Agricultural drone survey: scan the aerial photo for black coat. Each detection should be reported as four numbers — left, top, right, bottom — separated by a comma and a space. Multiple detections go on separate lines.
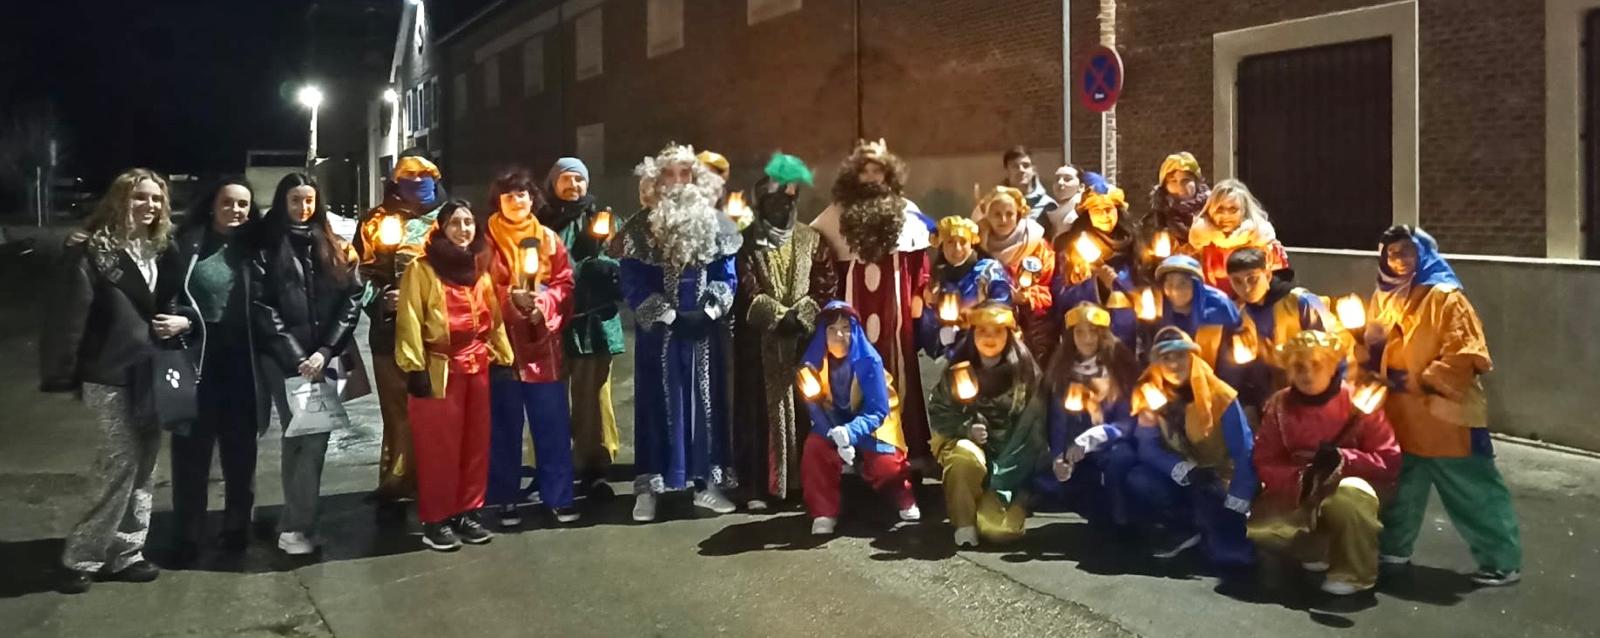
250, 230, 365, 378
161, 223, 273, 433
39, 235, 186, 392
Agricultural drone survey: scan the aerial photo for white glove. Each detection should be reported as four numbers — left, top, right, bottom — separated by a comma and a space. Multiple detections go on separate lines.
1171, 461, 1196, 486
828, 426, 851, 448
1072, 425, 1118, 453
838, 445, 857, 465
1224, 495, 1251, 515
939, 326, 957, 346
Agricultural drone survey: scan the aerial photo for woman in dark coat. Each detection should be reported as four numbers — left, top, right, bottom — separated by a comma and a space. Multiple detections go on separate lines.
160, 176, 270, 563
251, 172, 366, 556
40, 168, 186, 593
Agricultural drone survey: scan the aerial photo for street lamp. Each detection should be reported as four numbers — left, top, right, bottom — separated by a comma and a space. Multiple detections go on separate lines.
382, 87, 398, 103
297, 85, 324, 167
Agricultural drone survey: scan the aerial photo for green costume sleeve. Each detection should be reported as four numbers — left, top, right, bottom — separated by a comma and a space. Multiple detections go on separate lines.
987, 393, 1048, 503
926, 377, 974, 440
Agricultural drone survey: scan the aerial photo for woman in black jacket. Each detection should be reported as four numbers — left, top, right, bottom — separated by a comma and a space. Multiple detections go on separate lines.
39, 168, 186, 593
159, 176, 268, 563
252, 172, 366, 556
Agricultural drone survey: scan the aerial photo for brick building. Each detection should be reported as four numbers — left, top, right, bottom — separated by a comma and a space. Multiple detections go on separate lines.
367, 0, 1598, 259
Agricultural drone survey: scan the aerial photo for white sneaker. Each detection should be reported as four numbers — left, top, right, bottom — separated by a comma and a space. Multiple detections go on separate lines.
954, 526, 979, 548
811, 517, 837, 536
632, 492, 658, 523
277, 532, 316, 556
1302, 561, 1330, 573
747, 499, 769, 512
1151, 533, 1202, 559
1320, 578, 1370, 596
1379, 554, 1412, 566
694, 487, 737, 514
898, 504, 922, 522
498, 504, 522, 528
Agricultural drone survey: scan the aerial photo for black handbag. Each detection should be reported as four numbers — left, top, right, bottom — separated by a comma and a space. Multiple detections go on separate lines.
148, 337, 200, 433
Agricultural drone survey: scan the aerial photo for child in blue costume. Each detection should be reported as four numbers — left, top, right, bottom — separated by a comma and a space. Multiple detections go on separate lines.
798, 302, 920, 536
919, 215, 1011, 360
1052, 172, 1137, 350
1033, 303, 1141, 528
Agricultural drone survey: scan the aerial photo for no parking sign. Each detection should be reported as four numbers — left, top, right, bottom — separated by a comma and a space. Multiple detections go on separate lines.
1079, 45, 1124, 113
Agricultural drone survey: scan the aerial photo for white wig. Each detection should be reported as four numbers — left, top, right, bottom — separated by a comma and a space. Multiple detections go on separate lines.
632, 143, 738, 270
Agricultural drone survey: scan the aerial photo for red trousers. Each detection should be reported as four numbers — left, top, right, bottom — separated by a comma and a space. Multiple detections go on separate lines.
801, 433, 914, 519
408, 371, 491, 524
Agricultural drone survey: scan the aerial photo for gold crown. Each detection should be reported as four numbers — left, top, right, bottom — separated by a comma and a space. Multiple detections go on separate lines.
1066, 303, 1112, 329
854, 138, 889, 158
964, 304, 1017, 331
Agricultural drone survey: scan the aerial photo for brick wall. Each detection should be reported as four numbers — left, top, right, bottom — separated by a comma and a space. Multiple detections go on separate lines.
429, 0, 1553, 256
1112, 0, 1547, 256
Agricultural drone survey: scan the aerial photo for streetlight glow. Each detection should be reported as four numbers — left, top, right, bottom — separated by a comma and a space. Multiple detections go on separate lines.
382, 87, 399, 103
297, 85, 324, 109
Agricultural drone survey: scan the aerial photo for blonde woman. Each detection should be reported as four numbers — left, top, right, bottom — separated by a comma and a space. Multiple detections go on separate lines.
1187, 179, 1289, 298
40, 168, 185, 593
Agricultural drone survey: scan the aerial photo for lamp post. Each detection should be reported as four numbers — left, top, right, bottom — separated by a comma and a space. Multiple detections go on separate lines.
297, 85, 324, 168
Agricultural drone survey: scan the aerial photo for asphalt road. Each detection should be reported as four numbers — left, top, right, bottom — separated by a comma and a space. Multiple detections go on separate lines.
1, 241, 1595, 637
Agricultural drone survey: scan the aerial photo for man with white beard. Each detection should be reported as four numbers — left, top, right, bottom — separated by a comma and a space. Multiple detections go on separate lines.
621, 143, 743, 522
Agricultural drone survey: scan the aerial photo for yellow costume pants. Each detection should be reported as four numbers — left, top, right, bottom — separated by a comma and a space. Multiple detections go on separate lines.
934, 436, 1026, 543
567, 354, 620, 478
1248, 477, 1382, 588
372, 354, 416, 500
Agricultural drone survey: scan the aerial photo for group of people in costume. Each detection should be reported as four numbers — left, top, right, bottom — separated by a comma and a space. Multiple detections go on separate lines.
40, 139, 1522, 600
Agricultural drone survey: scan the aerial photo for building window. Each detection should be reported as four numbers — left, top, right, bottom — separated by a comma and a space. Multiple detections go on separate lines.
405, 88, 418, 134
1235, 38, 1393, 250
748, 0, 801, 25
522, 37, 545, 95
647, 0, 684, 59
576, 123, 605, 177
453, 73, 468, 120
483, 55, 501, 109
575, 9, 603, 81
427, 78, 440, 128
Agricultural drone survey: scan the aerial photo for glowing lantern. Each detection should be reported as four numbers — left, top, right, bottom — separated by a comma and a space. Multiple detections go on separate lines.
1017, 270, 1034, 289
518, 238, 542, 289
1063, 383, 1087, 412
1352, 383, 1388, 415
1336, 294, 1367, 331
588, 208, 614, 240
1232, 335, 1257, 364
938, 291, 961, 325
796, 365, 824, 402
1137, 382, 1169, 412
724, 192, 752, 229
1136, 288, 1160, 322
377, 215, 403, 247
1074, 234, 1103, 265
1152, 231, 1173, 259
949, 361, 979, 403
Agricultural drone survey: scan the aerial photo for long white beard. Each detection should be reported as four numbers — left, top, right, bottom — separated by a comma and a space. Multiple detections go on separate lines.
648, 183, 723, 271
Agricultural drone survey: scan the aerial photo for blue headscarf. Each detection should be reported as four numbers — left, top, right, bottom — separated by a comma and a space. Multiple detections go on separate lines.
803, 301, 884, 377
1377, 226, 1460, 292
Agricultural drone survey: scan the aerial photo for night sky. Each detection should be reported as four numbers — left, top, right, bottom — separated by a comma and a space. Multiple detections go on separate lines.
6, 0, 333, 188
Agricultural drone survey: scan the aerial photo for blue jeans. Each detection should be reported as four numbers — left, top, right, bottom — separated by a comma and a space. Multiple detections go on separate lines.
488, 377, 575, 509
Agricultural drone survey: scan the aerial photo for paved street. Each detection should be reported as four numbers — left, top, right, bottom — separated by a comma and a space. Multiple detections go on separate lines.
1, 245, 1597, 637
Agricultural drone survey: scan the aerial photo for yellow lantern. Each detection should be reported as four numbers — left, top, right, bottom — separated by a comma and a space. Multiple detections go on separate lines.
1136, 287, 1160, 322
949, 361, 979, 403
377, 215, 403, 247
588, 208, 614, 240
1152, 231, 1173, 259
1017, 270, 1034, 289
1074, 234, 1103, 265
1137, 382, 1169, 412
796, 365, 824, 402
518, 237, 542, 289
1336, 294, 1367, 331
1232, 335, 1257, 364
1352, 383, 1388, 415
1063, 383, 1087, 412
938, 291, 961, 326
724, 192, 752, 230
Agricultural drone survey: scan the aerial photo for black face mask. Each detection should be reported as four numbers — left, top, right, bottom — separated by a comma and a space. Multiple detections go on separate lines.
758, 188, 796, 229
